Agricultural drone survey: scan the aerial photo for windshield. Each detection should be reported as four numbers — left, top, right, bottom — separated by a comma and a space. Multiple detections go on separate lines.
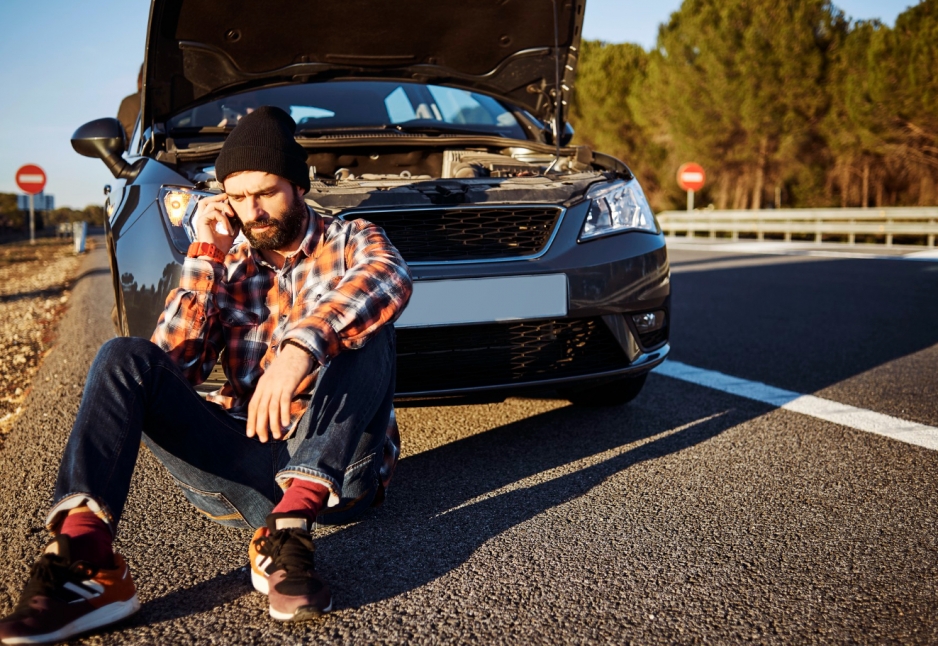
166, 81, 527, 139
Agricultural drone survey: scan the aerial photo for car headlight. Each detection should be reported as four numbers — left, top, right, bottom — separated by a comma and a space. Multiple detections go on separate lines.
158, 186, 217, 253
579, 179, 658, 241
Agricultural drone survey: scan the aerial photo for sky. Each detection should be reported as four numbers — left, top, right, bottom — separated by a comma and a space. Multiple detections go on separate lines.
0, 0, 919, 209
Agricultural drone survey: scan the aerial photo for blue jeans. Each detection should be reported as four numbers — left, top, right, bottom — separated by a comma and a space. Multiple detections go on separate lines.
47, 326, 397, 532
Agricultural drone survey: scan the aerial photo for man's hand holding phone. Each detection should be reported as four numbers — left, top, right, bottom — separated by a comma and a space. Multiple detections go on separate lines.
193, 193, 240, 255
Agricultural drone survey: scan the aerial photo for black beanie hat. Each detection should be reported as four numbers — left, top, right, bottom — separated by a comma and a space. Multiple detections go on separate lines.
215, 106, 310, 191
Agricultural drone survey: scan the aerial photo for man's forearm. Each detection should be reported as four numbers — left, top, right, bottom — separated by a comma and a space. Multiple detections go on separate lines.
150, 256, 225, 383
279, 219, 412, 364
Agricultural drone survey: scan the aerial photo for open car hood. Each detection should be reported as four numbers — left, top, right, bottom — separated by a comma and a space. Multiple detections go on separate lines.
142, 0, 584, 134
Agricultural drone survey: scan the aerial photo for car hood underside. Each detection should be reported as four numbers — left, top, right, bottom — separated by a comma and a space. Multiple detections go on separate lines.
143, 0, 583, 131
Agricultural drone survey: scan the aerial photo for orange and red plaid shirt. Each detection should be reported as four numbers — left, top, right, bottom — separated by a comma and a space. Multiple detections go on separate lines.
151, 209, 412, 429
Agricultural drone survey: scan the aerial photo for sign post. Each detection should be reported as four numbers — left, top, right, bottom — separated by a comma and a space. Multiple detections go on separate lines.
16, 165, 47, 245
677, 163, 706, 212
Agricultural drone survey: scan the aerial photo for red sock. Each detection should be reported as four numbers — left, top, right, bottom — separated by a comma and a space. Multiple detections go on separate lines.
60, 511, 114, 569
271, 479, 330, 525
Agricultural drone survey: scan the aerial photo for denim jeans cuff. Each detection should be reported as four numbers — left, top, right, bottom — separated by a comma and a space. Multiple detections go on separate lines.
45, 494, 116, 537
275, 469, 341, 508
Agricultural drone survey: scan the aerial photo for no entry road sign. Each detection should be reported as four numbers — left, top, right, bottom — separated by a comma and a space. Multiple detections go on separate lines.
677, 163, 706, 192
16, 164, 46, 195
16, 164, 47, 244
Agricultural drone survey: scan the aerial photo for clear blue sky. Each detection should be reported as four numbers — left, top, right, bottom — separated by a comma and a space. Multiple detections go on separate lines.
0, 0, 917, 208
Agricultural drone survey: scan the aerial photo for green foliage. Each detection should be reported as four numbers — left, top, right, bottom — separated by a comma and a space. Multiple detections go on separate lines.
46, 206, 106, 227
0, 192, 105, 230
569, 41, 667, 196
571, 0, 938, 209
0, 193, 24, 229
82, 205, 105, 226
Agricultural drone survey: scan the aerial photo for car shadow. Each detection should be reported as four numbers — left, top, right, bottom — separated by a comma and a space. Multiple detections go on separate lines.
129, 386, 752, 621
317, 396, 748, 610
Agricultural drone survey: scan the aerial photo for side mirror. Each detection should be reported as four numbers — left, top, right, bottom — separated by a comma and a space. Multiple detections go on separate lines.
71, 118, 136, 179
559, 122, 575, 147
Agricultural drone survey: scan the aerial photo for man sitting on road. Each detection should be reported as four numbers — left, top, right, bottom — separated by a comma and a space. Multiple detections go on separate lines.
0, 106, 413, 643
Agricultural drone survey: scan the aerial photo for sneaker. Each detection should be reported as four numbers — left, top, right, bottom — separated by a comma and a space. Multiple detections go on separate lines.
249, 514, 333, 621
0, 536, 139, 644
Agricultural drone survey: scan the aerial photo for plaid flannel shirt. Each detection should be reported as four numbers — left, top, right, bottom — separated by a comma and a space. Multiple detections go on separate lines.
151, 208, 412, 430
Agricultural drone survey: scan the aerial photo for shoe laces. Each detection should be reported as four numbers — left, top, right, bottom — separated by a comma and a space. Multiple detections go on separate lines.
14, 555, 97, 613
255, 528, 317, 576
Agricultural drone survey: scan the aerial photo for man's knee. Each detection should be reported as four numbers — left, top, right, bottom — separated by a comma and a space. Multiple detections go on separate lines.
98, 336, 164, 360
95, 337, 163, 369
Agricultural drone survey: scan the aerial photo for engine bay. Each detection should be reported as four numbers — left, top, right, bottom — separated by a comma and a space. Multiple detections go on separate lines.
182, 144, 614, 210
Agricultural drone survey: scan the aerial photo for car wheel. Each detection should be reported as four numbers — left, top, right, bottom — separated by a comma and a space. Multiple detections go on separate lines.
560, 373, 648, 407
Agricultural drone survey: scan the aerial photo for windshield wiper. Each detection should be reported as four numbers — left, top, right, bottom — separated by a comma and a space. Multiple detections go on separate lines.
167, 126, 235, 136
295, 123, 501, 138
393, 124, 495, 136
295, 125, 398, 137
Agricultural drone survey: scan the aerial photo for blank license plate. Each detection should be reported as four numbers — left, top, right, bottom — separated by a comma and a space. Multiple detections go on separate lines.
395, 274, 568, 329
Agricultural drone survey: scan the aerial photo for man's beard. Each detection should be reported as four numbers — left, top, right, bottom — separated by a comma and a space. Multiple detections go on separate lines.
241, 192, 308, 251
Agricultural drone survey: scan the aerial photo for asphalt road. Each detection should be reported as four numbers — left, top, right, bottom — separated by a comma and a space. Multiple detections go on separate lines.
0, 239, 935, 644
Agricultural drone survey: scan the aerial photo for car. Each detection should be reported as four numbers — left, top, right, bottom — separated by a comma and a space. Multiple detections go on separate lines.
71, 0, 670, 408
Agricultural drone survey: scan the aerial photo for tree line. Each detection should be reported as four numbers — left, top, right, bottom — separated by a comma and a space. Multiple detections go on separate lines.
570, 0, 938, 211
0, 194, 104, 233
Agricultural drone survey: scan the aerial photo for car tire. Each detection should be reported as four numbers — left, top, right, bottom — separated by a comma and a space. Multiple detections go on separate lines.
560, 373, 648, 407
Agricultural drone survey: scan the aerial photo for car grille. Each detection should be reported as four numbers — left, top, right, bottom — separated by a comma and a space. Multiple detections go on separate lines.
395, 318, 630, 394
346, 206, 562, 262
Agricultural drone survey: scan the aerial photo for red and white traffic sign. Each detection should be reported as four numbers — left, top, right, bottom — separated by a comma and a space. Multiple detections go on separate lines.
677, 163, 706, 192
16, 164, 46, 195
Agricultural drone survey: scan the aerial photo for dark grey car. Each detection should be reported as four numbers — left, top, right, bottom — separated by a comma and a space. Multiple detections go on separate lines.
72, 0, 670, 407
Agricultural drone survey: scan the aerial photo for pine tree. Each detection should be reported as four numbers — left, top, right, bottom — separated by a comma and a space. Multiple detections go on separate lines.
870, 0, 938, 205
570, 0, 937, 208
823, 20, 885, 207
569, 41, 667, 203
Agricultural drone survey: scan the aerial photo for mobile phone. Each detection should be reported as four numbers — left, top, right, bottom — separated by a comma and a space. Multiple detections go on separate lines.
225, 202, 243, 237
212, 200, 239, 236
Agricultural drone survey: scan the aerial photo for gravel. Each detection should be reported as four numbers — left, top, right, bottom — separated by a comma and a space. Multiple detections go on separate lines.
0, 239, 82, 434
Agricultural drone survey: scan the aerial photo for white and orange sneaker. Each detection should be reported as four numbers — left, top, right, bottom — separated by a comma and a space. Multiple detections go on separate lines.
0, 535, 139, 644
249, 514, 332, 621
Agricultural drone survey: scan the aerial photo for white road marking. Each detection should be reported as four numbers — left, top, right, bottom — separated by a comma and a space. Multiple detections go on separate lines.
905, 249, 938, 261
654, 360, 938, 451
666, 239, 938, 262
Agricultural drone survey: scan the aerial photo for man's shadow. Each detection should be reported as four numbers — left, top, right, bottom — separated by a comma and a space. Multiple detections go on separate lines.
137, 381, 759, 621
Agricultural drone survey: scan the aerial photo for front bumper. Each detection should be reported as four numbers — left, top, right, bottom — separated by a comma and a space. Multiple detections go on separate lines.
391, 200, 671, 399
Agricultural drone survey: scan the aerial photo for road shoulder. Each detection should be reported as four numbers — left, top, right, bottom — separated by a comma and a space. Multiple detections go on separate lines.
0, 239, 114, 607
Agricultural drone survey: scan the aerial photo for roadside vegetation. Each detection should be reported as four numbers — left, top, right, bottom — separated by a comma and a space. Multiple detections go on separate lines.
0, 239, 81, 434
0, 193, 103, 236
569, 0, 938, 211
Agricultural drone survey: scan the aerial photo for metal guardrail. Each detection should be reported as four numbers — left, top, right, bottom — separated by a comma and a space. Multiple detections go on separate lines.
657, 207, 938, 247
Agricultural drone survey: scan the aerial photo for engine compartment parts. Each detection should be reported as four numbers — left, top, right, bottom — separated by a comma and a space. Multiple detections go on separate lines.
442, 150, 540, 178
177, 143, 605, 187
